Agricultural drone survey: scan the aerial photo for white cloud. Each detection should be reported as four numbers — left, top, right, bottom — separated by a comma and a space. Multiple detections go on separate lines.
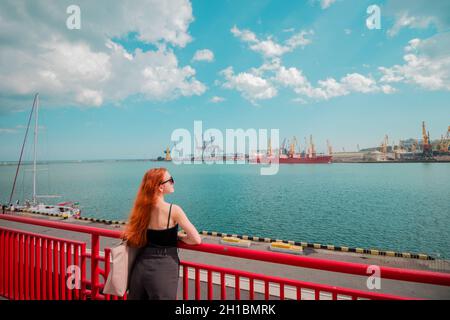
231, 26, 313, 58
192, 49, 214, 62
230, 26, 258, 43
292, 97, 307, 104
250, 58, 282, 77
341, 73, 378, 93
379, 34, 450, 91
0, 124, 46, 134
385, 0, 450, 36
210, 96, 225, 103
0, 0, 206, 111
273, 65, 393, 100
0, 128, 18, 134
76, 89, 104, 107
285, 30, 313, 48
220, 59, 394, 104
381, 85, 397, 94
387, 13, 435, 37
320, 0, 336, 9
99, 44, 206, 101
221, 67, 277, 104
223, 20, 402, 104
0, 37, 111, 105
275, 66, 309, 88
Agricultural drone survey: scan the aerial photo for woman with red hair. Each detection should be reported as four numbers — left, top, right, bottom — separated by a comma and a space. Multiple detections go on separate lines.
123, 167, 201, 300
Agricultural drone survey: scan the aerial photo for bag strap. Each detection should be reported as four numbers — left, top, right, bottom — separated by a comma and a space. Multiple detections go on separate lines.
166, 203, 173, 229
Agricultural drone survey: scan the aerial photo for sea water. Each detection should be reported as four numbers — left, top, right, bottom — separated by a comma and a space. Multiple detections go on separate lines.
1, 161, 449, 258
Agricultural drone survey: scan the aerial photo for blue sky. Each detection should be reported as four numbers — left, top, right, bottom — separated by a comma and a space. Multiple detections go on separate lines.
0, 0, 449, 160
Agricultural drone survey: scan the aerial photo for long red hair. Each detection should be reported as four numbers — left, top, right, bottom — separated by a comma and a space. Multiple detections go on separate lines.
122, 168, 167, 247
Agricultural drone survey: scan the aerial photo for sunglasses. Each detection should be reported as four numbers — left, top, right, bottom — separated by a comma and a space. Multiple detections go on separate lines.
160, 177, 174, 185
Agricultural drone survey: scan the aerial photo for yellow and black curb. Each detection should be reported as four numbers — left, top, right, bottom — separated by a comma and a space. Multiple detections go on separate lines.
200, 230, 435, 261
17, 208, 70, 219
15, 209, 435, 261
73, 216, 126, 225
17, 209, 126, 224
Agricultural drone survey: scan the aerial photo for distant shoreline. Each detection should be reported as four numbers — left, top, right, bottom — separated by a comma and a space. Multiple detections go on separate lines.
1, 159, 450, 166
0, 159, 163, 166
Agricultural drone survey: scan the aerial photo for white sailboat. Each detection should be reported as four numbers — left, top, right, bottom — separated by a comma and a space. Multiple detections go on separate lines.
9, 93, 81, 218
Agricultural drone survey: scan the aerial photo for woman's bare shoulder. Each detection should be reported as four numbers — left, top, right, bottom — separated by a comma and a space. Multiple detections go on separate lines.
170, 204, 185, 217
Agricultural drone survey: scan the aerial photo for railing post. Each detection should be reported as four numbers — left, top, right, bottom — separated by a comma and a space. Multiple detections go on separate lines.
14, 233, 19, 300
9, 232, 13, 299
195, 267, 200, 300
296, 287, 302, 300
25, 235, 29, 300
207, 270, 213, 300
220, 272, 226, 300
30, 236, 35, 300
74, 244, 80, 300
183, 265, 189, 300
0, 230, 4, 297
35, 237, 41, 300
104, 248, 111, 300
91, 234, 100, 299
66, 243, 72, 300
249, 278, 254, 300
60, 242, 65, 300
264, 281, 269, 300
81, 243, 87, 300
235, 275, 240, 300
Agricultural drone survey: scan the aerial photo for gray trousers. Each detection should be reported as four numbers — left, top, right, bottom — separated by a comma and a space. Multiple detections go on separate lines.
128, 246, 180, 300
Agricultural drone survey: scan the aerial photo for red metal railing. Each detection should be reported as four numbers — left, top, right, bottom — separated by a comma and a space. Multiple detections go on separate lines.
0, 226, 86, 300
1, 214, 450, 300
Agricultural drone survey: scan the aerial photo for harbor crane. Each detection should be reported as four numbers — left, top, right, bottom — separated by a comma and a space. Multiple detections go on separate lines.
380, 134, 389, 161
165, 138, 182, 161
421, 121, 433, 158
267, 138, 272, 156
327, 140, 333, 155
309, 135, 316, 158
289, 136, 298, 157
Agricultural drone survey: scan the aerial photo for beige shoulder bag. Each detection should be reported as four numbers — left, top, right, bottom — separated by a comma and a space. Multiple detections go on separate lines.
103, 240, 141, 297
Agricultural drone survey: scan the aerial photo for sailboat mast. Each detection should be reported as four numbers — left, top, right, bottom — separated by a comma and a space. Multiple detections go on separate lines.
8, 93, 37, 206
33, 93, 39, 205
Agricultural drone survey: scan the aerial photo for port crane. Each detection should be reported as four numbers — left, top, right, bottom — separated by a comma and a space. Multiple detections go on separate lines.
380, 134, 388, 161
304, 137, 308, 155
193, 134, 222, 161
289, 136, 298, 157
327, 140, 333, 155
164, 138, 182, 161
438, 126, 450, 153
421, 121, 433, 158
267, 138, 272, 156
279, 138, 287, 155
164, 146, 171, 161
308, 135, 316, 158
411, 139, 419, 152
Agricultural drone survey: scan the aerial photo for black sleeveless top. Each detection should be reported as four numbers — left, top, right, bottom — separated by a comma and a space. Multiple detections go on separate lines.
146, 204, 179, 247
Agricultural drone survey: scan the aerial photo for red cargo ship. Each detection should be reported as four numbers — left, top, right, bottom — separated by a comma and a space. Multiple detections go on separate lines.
251, 135, 333, 164
253, 154, 332, 164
